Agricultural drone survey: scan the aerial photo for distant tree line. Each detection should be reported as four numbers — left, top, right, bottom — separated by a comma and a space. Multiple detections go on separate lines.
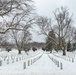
0, 0, 76, 55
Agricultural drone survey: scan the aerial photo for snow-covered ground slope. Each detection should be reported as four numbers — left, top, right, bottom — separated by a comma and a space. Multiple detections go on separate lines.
0, 49, 43, 72
49, 54, 76, 74
52, 50, 75, 61
0, 53, 60, 75
48, 50, 76, 75
0, 50, 76, 75
21, 54, 60, 74
0, 50, 43, 73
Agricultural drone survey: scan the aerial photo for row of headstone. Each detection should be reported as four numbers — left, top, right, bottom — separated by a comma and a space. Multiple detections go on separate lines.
0, 52, 43, 67
33, 53, 43, 62
23, 53, 43, 69
53, 54, 66, 61
0, 55, 26, 66
0, 60, 2, 66
48, 55, 63, 70
53, 54, 74, 63
66, 56, 74, 62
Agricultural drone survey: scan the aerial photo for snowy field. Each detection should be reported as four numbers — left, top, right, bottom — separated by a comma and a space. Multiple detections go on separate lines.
0, 49, 76, 75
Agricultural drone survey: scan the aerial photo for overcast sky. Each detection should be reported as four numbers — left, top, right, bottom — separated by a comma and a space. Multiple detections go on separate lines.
31, 0, 76, 42
33, 0, 76, 22
1, 0, 75, 43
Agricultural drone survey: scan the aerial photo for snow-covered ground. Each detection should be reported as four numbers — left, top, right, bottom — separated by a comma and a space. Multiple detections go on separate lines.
0, 49, 43, 73
48, 54, 76, 74
0, 49, 76, 75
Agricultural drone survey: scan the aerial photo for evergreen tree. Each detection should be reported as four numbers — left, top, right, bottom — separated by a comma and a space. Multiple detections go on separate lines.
42, 47, 46, 51
45, 30, 56, 52
73, 42, 76, 51
67, 41, 71, 51
73, 31, 76, 51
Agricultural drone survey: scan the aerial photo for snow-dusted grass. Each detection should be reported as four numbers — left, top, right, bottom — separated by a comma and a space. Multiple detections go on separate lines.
48, 50, 76, 74
0, 50, 43, 73
0, 49, 76, 75
0, 49, 43, 67
52, 51, 75, 62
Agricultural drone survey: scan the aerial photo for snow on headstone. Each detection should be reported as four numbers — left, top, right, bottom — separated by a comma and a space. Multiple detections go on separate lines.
28, 60, 30, 66
7, 59, 9, 64
60, 62, 63, 70
3, 57, 5, 61
22, 56, 23, 60
16, 58, 18, 62
23, 62, 26, 69
12, 59, 14, 63
72, 58, 74, 62
69, 57, 71, 61
31, 60, 32, 65
57, 61, 59, 67
0, 60, 2, 66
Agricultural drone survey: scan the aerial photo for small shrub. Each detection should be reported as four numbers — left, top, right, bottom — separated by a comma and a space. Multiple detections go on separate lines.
6, 46, 11, 52
32, 47, 37, 52
42, 47, 45, 51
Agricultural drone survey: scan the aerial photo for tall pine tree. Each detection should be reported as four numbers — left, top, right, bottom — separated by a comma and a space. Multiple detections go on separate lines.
67, 41, 71, 51
45, 30, 56, 52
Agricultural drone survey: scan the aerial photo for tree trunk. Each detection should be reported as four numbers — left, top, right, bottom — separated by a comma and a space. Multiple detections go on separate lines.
63, 49, 66, 55
18, 50, 21, 54
62, 46, 66, 56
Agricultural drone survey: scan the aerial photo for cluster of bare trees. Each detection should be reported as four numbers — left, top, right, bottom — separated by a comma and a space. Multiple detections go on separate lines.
0, 0, 36, 54
0, 0, 76, 56
36, 7, 76, 55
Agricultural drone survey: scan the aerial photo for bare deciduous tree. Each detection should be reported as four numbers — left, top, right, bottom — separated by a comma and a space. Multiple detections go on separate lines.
0, 0, 34, 34
36, 7, 73, 55
11, 14, 36, 54
0, 0, 34, 16
12, 24, 32, 54
53, 7, 73, 55
0, 0, 36, 54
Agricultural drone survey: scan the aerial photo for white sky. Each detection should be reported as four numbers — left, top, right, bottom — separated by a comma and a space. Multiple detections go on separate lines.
33, 0, 76, 19
1, 0, 76, 43
31, 0, 76, 42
